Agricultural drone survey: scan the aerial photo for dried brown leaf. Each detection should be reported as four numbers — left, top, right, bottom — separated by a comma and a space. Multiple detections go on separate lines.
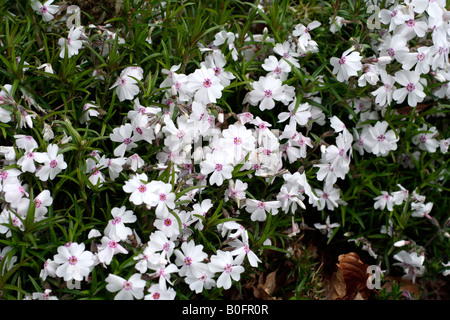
253, 270, 278, 300
336, 252, 371, 300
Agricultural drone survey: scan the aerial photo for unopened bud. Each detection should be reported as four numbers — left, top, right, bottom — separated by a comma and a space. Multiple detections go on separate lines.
296, 198, 306, 210
218, 112, 224, 123
434, 73, 446, 82
154, 122, 161, 135
376, 56, 392, 65
394, 240, 410, 247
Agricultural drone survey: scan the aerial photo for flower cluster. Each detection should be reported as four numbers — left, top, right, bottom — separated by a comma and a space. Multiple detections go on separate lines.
0, 0, 448, 300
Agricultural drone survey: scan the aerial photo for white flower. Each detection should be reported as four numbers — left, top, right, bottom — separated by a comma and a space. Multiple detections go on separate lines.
277, 99, 311, 127
412, 125, 440, 153
411, 201, 433, 218
208, 250, 245, 290
314, 216, 340, 238
17, 149, 48, 173
97, 236, 128, 266
314, 185, 342, 211
371, 70, 396, 108
185, 270, 216, 293
229, 231, 261, 267
53, 242, 94, 282
330, 47, 362, 82
174, 240, 208, 278
35, 144, 67, 181
402, 47, 433, 75
153, 214, 180, 238
393, 250, 425, 283
273, 41, 300, 67
14, 134, 38, 151
187, 66, 224, 104
110, 123, 138, 157
58, 26, 84, 59
146, 180, 176, 218
191, 199, 214, 230
364, 121, 399, 157
329, 16, 346, 33
145, 283, 177, 300
393, 70, 425, 107
110, 67, 143, 102
33, 189, 53, 221
80, 102, 99, 124
261, 55, 291, 81
374, 191, 395, 212
248, 75, 285, 111
200, 150, 233, 187
378, 35, 409, 63
148, 263, 178, 290
293, 21, 321, 51
245, 199, 281, 222
224, 179, 248, 204
222, 124, 256, 163
201, 50, 236, 87
106, 273, 146, 300
30, 0, 59, 22
104, 206, 137, 242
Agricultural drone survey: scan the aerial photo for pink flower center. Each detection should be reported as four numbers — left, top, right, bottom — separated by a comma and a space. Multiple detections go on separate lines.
119, 77, 127, 86
123, 137, 132, 145
203, 78, 212, 88
159, 193, 166, 201
184, 256, 193, 266
215, 163, 223, 171
377, 134, 386, 142
164, 218, 172, 226
108, 241, 118, 248
322, 193, 329, 199
122, 281, 133, 291
112, 216, 122, 225
274, 66, 282, 75
417, 53, 425, 61
233, 137, 242, 145
0, 171, 7, 180
26, 151, 34, 158
419, 135, 427, 144
224, 263, 233, 273
49, 160, 58, 168
406, 19, 415, 27
213, 67, 221, 76
68, 256, 78, 266
406, 83, 415, 92
258, 201, 266, 209
388, 48, 395, 57
264, 89, 272, 98
35, 199, 42, 208
138, 185, 147, 193
152, 292, 161, 300
163, 242, 170, 251
338, 56, 346, 65
40, 6, 48, 13
177, 130, 185, 139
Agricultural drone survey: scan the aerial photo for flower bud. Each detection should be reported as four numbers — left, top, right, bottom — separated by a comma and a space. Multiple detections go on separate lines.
394, 240, 410, 247
377, 56, 392, 64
